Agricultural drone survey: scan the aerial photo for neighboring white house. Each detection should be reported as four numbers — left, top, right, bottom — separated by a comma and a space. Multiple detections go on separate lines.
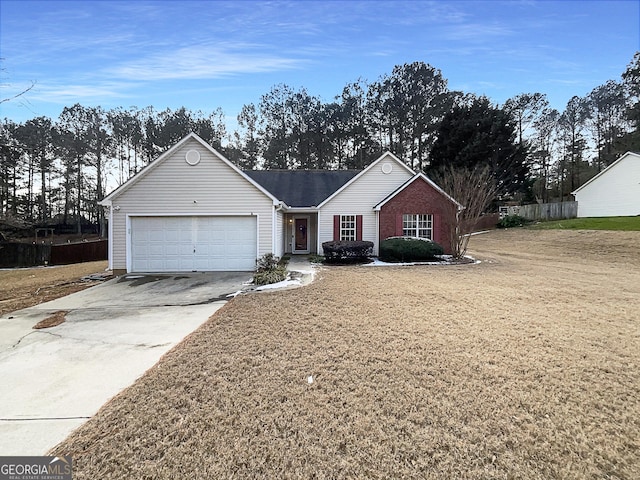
572, 151, 640, 218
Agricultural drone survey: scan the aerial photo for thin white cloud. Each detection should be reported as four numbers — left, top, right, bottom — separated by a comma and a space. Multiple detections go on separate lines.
28, 82, 135, 103
368, 50, 396, 58
545, 78, 592, 87
442, 22, 514, 42
109, 43, 306, 81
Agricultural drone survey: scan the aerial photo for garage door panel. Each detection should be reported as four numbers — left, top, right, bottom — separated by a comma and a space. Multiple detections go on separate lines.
131, 216, 257, 272
164, 229, 181, 242
164, 244, 180, 255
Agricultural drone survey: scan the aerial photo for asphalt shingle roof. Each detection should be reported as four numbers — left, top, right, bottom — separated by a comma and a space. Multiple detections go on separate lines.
244, 170, 361, 207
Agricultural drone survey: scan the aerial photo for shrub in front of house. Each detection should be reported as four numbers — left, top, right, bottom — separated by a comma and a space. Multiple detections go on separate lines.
379, 237, 444, 262
307, 253, 325, 264
497, 215, 530, 228
253, 253, 288, 285
322, 240, 373, 264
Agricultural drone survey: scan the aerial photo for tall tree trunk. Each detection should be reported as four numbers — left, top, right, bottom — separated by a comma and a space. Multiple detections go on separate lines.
27, 154, 34, 221
11, 163, 18, 216
40, 154, 47, 221
76, 154, 82, 234
96, 142, 105, 237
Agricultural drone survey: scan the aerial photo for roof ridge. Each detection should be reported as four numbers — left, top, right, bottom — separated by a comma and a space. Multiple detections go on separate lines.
243, 168, 362, 172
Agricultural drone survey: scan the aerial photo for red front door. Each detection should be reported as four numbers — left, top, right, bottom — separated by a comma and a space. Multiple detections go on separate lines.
294, 218, 308, 252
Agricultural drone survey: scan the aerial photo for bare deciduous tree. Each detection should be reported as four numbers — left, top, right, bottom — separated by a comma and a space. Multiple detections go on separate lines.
0, 58, 35, 105
434, 165, 497, 259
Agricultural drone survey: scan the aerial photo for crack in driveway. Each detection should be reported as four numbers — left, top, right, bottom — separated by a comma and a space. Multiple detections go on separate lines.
10, 329, 61, 349
9, 329, 172, 350
6, 297, 232, 350
162, 294, 236, 306
0, 416, 91, 422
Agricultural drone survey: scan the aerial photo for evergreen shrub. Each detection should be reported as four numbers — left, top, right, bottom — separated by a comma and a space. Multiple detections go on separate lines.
322, 240, 373, 264
253, 253, 288, 285
497, 215, 530, 228
379, 237, 444, 262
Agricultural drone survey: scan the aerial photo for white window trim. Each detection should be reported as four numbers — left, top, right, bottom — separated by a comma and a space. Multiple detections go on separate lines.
340, 214, 357, 241
402, 213, 433, 240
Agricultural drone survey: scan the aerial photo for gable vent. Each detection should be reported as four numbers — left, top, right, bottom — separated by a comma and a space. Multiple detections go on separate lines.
185, 149, 201, 166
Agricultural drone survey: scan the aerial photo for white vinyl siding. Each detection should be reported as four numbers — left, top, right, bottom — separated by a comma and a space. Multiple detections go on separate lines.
318, 154, 413, 255
107, 138, 275, 272
574, 153, 640, 217
403, 214, 432, 239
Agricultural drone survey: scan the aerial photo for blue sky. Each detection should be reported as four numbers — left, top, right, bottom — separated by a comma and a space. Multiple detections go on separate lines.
1, 0, 638, 131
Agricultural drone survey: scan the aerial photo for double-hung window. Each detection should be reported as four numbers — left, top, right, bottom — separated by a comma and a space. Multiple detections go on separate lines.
402, 214, 432, 239
333, 214, 362, 241
340, 215, 357, 241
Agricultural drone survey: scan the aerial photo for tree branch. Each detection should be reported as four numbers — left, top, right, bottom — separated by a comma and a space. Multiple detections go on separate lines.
0, 80, 36, 104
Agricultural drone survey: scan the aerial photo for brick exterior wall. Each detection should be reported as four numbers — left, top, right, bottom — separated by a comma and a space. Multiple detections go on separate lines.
379, 177, 458, 254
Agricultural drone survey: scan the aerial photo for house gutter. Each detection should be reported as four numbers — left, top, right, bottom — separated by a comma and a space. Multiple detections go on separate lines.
283, 206, 318, 213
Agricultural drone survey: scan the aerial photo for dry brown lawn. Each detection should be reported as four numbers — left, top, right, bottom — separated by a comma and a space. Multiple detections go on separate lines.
51, 230, 639, 479
0, 261, 109, 317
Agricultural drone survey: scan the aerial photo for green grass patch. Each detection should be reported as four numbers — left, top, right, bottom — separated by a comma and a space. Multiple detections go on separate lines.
530, 216, 640, 231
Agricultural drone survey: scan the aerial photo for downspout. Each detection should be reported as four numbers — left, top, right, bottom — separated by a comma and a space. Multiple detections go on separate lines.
316, 210, 322, 255
108, 205, 113, 271
101, 200, 114, 272
456, 205, 465, 258
375, 209, 380, 257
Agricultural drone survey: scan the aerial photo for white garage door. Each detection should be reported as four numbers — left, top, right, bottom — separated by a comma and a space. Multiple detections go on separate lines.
131, 216, 257, 272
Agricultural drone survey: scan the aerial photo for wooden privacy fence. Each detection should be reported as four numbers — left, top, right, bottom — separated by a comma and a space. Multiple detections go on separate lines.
507, 201, 578, 221
0, 243, 51, 268
0, 240, 107, 268
460, 213, 500, 233
50, 240, 107, 265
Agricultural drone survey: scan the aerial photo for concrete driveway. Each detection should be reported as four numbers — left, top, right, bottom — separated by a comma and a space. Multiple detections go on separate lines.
0, 271, 253, 455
